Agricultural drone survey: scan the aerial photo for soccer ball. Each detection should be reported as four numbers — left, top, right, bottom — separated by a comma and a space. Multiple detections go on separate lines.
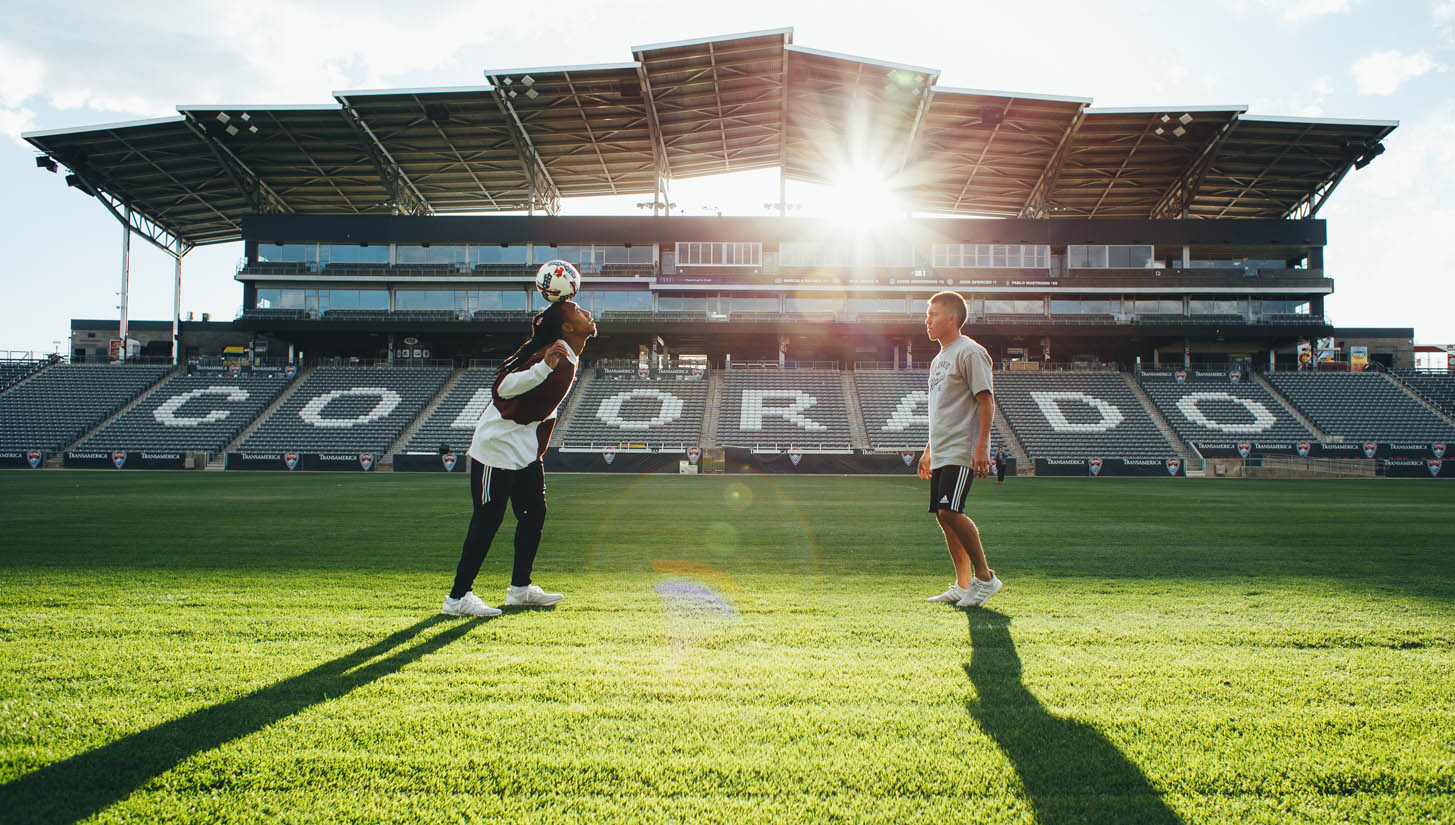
535, 259, 581, 303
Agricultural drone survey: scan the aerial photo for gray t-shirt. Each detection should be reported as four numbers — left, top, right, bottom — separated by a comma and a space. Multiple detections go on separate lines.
928, 335, 994, 469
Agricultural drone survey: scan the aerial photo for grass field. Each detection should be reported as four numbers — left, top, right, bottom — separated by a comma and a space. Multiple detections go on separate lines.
0, 472, 1451, 825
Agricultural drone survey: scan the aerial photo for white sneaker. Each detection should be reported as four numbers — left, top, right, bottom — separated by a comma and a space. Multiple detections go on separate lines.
927, 583, 968, 603
956, 574, 1003, 608
505, 584, 563, 607
441, 591, 502, 617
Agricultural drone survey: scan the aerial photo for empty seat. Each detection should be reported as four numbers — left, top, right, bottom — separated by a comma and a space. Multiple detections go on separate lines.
718, 369, 851, 451
238, 366, 450, 454
0, 364, 171, 451
995, 371, 1177, 460
1266, 372, 1455, 443
1138, 373, 1314, 447
77, 371, 294, 455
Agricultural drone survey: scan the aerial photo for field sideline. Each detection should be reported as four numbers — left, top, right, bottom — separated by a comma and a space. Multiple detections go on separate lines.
0, 473, 1451, 824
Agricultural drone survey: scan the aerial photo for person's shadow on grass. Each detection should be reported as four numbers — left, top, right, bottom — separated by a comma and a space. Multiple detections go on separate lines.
0, 615, 480, 825
965, 610, 1183, 825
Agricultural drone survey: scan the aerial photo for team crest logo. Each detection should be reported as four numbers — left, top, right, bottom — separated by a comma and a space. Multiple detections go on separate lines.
441, 453, 457, 472
1296, 442, 1311, 458
111, 451, 127, 470
602, 450, 616, 464
1088, 457, 1103, 476
1175, 371, 1187, 384
901, 451, 916, 467
283, 452, 300, 471
1429, 458, 1443, 477
1433, 443, 1446, 459
359, 452, 375, 471
1362, 442, 1377, 459
25, 450, 41, 469
687, 446, 701, 465
788, 448, 802, 466
1237, 443, 1252, 459
1166, 458, 1181, 476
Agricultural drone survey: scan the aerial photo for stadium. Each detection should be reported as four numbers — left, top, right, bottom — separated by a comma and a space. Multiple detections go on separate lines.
2, 27, 1453, 825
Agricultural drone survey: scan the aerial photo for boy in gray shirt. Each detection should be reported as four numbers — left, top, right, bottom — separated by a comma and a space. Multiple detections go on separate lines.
917, 291, 1001, 608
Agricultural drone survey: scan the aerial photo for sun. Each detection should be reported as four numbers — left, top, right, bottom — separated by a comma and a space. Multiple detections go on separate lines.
820, 165, 909, 231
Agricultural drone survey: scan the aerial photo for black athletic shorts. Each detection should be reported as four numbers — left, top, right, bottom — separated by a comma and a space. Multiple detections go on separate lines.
928, 464, 973, 514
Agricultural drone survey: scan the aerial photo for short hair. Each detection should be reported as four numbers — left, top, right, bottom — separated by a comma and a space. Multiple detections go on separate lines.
929, 291, 968, 326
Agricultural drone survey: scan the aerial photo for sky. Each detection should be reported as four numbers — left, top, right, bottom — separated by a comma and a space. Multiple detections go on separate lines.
1, 0, 1452, 357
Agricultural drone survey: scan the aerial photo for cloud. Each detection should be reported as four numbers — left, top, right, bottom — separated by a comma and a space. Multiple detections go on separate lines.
0, 42, 44, 107
0, 106, 37, 145
1439, 1, 1455, 43
1281, 0, 1351, 22
1323, 99, 1455, 341
1352, 50, 1437, 95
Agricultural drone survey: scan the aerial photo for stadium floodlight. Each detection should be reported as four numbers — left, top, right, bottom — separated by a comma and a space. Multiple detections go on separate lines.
526, 88, 539, 99
1172, 125, 1186, 137
521, 75, 535, 87
1160, 114, 1170, 123
225, 124, 239, 136
240, 112, 251, 121
216, 112, 230, 123
1155, 127, 1165, 135
248, 125, 259, 134
1178, 113, 1193, 125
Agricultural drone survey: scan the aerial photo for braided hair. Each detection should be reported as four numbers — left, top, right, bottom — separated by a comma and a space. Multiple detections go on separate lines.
497, 300, 573, 380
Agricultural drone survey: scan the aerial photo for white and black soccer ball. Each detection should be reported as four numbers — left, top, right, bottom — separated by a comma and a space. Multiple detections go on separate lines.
535, 259, 581, 303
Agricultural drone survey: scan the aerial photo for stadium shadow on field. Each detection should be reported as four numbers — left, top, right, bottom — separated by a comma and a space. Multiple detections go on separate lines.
965, 611, 1182, 825
0, 615, 478, 825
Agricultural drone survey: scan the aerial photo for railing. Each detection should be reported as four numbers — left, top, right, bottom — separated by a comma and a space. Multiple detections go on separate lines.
726, 360, 840, 370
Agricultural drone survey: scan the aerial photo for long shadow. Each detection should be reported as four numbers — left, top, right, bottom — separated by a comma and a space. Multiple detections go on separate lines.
1, 615, 478, 825
965, 610, 1183, 825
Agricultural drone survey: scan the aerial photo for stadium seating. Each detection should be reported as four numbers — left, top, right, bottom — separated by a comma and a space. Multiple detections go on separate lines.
994, 371, 1177, 459
0, 364, 171, 451
1138, 373, 1314, 446
403, 369, 497, 454
557, 375, 708, 450
76, 372, 294, 455
0, 358, 50, 393
1392, 370, 1455, 418
853, 369, 1015, 452
718, 369, 852, 451
238, 366, 450, 455
1265, 372, 1455, 442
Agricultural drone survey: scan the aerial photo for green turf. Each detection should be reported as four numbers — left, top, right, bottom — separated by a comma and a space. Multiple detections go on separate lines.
0, 472, 1451, 824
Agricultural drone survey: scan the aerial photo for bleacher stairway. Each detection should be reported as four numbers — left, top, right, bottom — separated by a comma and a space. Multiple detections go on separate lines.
388, 367, 468, 462
1252, 373, 1328, 440
216, 365, 315, 465
1124, 374, 1200, 469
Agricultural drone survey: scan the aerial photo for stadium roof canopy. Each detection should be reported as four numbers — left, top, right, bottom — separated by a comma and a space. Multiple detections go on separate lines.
24, 28, 1396, 249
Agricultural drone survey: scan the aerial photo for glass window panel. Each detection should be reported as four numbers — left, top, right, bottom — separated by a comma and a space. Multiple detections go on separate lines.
786, 296, 845, 312
1050, 300, 1081, 314
395, 290, 454, 309
260, 243, 316, 264
848, 297, 903, 313
1126, 245, 1153, 268
255, 289, 281, 309
600, 291, 652, 310
359, 290, 389, 309
727, 297, 779, 312
910, 298, 930, 315
471, 244, 528, 265
984, 300, 1015, 313
659, 296, 705, 311
1014, 299, 1044, 314
279, 289, 308, 309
